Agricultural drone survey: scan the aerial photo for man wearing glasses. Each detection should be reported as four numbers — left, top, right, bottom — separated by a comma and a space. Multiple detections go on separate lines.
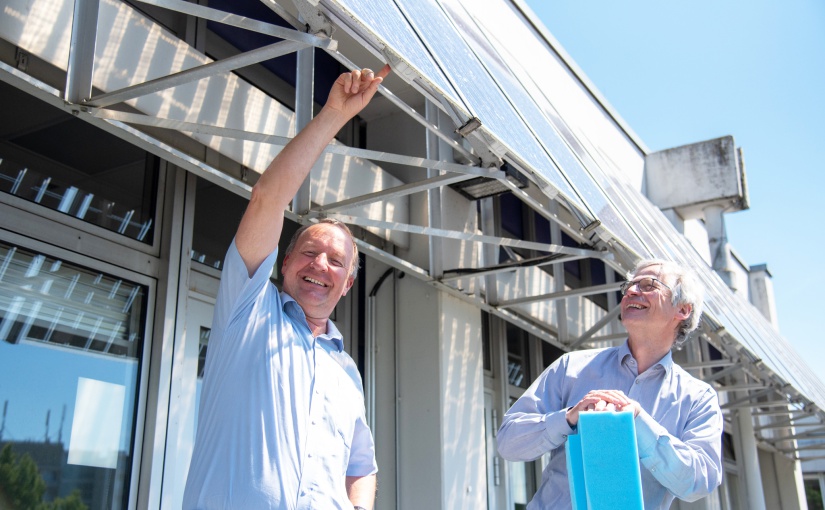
497, 259, 723, 509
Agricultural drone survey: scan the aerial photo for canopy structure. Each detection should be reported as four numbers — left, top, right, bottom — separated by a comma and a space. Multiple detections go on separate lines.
1, 0, 824, 459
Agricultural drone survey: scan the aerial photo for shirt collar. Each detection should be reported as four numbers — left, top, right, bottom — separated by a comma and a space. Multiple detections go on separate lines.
281, 291, 345, 351
618, 339, 673, 375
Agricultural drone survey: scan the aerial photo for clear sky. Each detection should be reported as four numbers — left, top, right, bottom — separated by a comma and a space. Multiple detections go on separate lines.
524, 1, 825, 370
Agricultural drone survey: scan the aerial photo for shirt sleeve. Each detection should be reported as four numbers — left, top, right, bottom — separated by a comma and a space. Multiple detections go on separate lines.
635, 386, 723, 501
211, 239, 279, 334
346, 414, 378, 477
497, 355, 576, 461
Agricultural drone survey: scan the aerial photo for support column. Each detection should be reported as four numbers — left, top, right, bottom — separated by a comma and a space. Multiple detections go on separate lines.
395, 276, 486, 509
292, 44, 314, 215
735, 404, 766, 510
703, 204, 735, 290
425, 100, 443, 280
66, 0, 99, 104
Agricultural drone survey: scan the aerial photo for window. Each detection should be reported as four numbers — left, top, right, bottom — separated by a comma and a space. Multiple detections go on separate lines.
0, 81, 158, 244
541, 341, 564, 370
191, 178, 248, 269
805, 477, 824, 510
0, 241, 146, 509
506, 323, 530, 389
482, 311, 492, 372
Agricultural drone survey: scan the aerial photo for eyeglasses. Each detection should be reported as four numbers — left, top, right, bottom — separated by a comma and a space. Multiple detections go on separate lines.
619, 277, 672, 296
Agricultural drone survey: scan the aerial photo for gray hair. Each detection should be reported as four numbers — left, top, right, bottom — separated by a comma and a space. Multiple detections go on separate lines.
284, 219, 360, 278
629, 259, 704, 347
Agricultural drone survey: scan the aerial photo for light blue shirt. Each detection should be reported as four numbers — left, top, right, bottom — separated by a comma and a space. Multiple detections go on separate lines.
183, 241, 377, 509
497, 341, 722, 510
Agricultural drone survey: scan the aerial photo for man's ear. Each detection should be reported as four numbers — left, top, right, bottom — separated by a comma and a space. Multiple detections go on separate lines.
342, 276, 355, 296
676, 304, 692, 321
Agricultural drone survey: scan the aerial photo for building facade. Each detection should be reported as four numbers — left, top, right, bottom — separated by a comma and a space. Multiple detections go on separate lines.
0, 0, 823, 509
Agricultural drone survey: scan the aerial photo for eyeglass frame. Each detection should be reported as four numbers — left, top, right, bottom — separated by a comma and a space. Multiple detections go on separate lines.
619, 277, 672, 296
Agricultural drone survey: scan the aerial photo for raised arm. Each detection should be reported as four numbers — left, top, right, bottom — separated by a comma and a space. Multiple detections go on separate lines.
235, 65, 391, 275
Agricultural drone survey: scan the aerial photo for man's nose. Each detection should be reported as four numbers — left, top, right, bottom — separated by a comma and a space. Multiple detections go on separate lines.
625, 282, 642, 295
311, 253, 329, 270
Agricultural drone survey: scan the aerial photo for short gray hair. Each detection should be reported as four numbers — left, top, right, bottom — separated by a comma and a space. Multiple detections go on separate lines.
629, 259, 704, 347
284, 219, 360, 278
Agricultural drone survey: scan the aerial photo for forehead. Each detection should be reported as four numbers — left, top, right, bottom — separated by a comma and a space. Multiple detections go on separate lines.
632, 264, 664, 280
295, 224, 351, 255
632, 263, 678, 286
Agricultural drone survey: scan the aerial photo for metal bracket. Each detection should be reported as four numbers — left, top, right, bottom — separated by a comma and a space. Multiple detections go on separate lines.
292, 0, 334, 38
15, 48, 28, 72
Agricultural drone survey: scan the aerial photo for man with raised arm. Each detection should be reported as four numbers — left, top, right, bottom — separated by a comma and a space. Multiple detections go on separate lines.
497, 259, 723, 509
183, 65, 390, 510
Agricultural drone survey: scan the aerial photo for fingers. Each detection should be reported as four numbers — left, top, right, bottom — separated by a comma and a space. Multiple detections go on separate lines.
375, 63, 392, 80
344, 65, 391, 93
577, 390, 638, 415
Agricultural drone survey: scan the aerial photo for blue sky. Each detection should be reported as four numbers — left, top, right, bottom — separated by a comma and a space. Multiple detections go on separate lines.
524, 1, 825, 369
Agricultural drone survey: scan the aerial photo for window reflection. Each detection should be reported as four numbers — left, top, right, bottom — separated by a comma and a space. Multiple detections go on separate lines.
191, 178, 247, 269
506, 323, 529, 388
0, 241, 144, 509
0, 81, 157, 244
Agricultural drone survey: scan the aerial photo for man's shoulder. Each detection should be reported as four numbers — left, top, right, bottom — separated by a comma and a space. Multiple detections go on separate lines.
671, 362, 718, 396
562, 345, 620, 367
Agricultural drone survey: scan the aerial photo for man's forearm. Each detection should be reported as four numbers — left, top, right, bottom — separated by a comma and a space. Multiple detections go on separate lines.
497, 410, 573, 461
346, 474, 376, 510
235, 67, 387, 274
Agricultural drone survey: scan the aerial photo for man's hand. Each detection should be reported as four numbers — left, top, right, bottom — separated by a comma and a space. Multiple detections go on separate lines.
565, 390, 641, 427
325, 65, 391, 120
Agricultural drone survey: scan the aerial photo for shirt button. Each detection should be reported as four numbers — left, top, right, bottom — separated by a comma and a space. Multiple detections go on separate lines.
636, 380, 640, 384
308, 453, 313, 458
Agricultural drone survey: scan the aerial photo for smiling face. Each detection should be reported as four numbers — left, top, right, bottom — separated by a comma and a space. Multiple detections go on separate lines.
281, 223, 355, 325
620, 264, 691, 346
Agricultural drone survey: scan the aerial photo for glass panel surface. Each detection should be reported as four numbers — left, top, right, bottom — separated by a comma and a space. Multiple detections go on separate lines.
439, 0, 646, 249
391, 0, 583, 211
0, 241, 145, 509
446, 0, 651, 257
0, 81, 157, 243
328, 0, 461, 104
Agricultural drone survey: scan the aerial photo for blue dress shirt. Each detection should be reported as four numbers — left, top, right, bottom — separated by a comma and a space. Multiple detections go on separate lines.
497, 341, 722, 510
183, 241, 377, 509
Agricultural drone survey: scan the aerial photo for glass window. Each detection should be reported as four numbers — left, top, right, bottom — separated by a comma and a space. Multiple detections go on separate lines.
805, 477, 824, 510
191, 178, 247, 269
541, 341, 564, 370
481, 311, 492, 372
0, 81, 158, 243
0, 241, 145, 509
500, 193, 524, 240
506, 323, 530, 388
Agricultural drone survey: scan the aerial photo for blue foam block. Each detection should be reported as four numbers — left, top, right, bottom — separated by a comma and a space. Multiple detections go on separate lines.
566, 433, 588, 510
569, 412, 644, 510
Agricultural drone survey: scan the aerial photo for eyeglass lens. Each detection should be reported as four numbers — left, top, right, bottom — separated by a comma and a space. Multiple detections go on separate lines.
620, 277, 658, 295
